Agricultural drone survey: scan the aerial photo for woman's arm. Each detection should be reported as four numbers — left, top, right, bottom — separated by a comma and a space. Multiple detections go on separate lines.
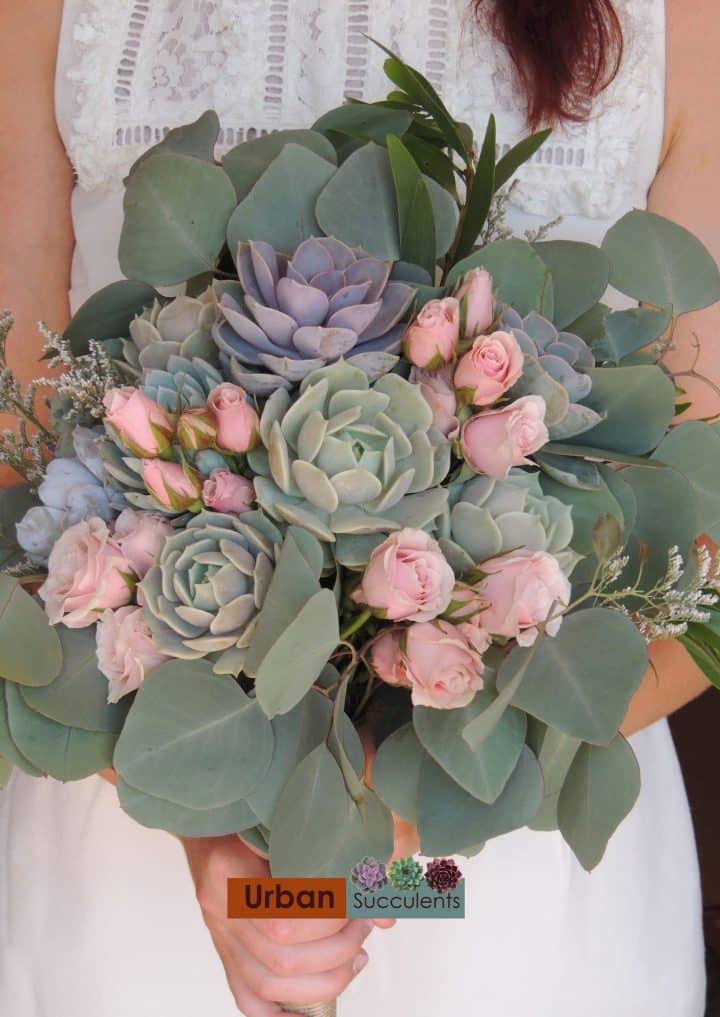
620, 0, 720, 736
0, 0, 74, 486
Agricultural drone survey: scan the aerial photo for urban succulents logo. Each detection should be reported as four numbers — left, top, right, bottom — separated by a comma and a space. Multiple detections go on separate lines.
347, 856, 465, 919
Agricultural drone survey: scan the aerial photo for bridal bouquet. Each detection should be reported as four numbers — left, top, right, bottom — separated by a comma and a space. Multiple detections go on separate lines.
2, 44, 720, 879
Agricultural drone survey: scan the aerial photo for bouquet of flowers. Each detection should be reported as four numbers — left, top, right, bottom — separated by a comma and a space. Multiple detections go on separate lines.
2, 43, 720, 894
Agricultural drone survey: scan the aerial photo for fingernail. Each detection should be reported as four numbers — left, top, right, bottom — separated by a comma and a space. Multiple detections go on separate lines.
353, 950, 369, 974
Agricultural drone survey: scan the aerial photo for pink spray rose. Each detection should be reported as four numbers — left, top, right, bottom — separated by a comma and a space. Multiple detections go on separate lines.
202, 471, 255, 514
96, 606, 170, 703
369, 630, 411, 689
113, 509, 171, 578
454, 330, 524, 407
206, 383, 259, 453
478, 549, 572, 646
39, 517, 135, 628
403, 298, 460, 370
454, 268, 495, 338
352, 528, 455, 623
141, 459, 203, 511
104, 387, 174, 457
409, 365, 460, 439
176, 408, 218, 451
461, 395, 548, 479
402, 620, 490, 709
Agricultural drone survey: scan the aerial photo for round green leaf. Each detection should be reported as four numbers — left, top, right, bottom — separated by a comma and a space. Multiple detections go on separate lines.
313, 105, 413, 144
602, 209, 720, 315
539, 473, 623, 556
129, 110, 220, 175
5, 681, 115, 781
371, 721, 425, 825
534, 241, 610, 330
0, 578, 62, 686
652, 421, 720, 543
417, 746, 544, 855
227, 144, 336, 257
497, 609, 648, 745
222, 130, 337, 200
0, 681, 44, 776
116, 778, 259, 837
558, 735, 641, 870
446, 239, 554, 319
113, 660, 274, 809
119, 152, 237, 286
63, 280, 159, 356
20, 625, 129, 733
413, 691, 527, 804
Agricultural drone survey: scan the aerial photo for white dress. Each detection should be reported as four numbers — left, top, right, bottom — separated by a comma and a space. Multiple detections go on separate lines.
0, 2, 706, 1015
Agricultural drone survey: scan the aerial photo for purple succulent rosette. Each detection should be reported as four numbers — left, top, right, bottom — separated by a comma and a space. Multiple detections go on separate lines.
350, 855, 388, 892
213, 237, 415, 396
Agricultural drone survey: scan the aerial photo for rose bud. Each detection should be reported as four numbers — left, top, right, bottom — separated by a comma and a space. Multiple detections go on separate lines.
141, 459, 203, 511
202, 471, 255, 514
460, 395, 548, 480
454, 330, 524, 407
409, 365, 460, 439
403, 298, 460, 370
176, 408, 218, 451
454, 268, 495, 338
369, 630, 412, 689
104, 387, 174, 458
478, 549, 572, 646
352, 528, 455, 623
206, 383, 259, 454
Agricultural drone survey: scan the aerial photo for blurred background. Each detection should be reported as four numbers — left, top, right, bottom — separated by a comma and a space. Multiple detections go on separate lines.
670, 688, 720, 1017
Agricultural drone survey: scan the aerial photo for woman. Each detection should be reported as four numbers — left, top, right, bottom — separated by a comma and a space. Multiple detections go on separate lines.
0, 1, 716, 1015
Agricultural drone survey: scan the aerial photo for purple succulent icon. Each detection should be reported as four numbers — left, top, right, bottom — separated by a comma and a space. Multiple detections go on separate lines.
350, 855, 388, 891
213, 237, 415, 395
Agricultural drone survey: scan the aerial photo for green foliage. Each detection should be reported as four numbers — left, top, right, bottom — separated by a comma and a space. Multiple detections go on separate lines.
0, 754, 11, 789
64, 280, 159, 357
533, 241, 609, 330
371, 722, 425, 826
592, 307, 671, 364
0, 578, 62, 687
128, 110, 220, 173
386, 135, 437, 275
0, 681, 44, 776
446, 239, 554, 318
313, 104, 413, 146
498, 610, 648, 745
0, 484, 40, 569
222, 129, 337, 200
652, 421, 720, 543
116, 779, 259, 837
119, 153, 237, 286
453, 114, 496, 262
558, 736, 641, 870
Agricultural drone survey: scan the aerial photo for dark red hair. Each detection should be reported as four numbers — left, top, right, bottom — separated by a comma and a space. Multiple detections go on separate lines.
473, 0, 624, 127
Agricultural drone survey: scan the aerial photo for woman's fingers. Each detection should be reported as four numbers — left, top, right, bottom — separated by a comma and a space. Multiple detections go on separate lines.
249, 916, 352, 947
235, 917, 374, 977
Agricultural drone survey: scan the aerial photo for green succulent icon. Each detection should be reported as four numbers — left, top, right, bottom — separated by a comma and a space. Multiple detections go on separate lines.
388, 856, 425, 892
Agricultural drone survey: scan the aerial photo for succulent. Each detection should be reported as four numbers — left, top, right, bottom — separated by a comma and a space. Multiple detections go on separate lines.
119, 290, 220, 378
438, 470, 581, 577
140, 354, 225, 413
350, 855, 388, 891
138, 510, 281, 675
388, 856, 425, 892
424, 857, 463, 894
501, 309, 602, 441
247, 360, 451, 549
213, 237, 416, 396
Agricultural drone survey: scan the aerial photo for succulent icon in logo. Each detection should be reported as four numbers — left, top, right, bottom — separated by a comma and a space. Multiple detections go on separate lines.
424, 858, 463, 894
350, 856, 388, 892
388, 856, 424, 892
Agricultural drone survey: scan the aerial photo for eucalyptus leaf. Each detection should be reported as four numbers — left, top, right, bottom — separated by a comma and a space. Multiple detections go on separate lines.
592, 307, 671, 365
417, 747, 544, 855
370, 721, 425, 825
652, 421, 720, 543
128, 110, 220, 174
497, 609, 648, 745
255, 589, 339, 718
534, 453, 602, 491
227, 144, 336, 257
222, 130, 337, 200
446, 239, 554, 319
64, 280, 159, 356
20, 625, 129, 733
534, 241, 610, 330
414, 690, 526, 804
313, 104, 413, 144
0, 578, 62, 687
602, 210, 720, 315
5, 681, 116, 781
566, 303, 610, 344
113, 660, 274, 809
0, 681, 44, 776
528, 726, 582, 832
538, 474, 623, 556
558, 735, 641, 871
116, 778, 259, 837
119, 153, 237, 286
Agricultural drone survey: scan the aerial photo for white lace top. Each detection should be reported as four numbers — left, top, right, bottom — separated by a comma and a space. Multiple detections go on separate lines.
54, 0, 666, 309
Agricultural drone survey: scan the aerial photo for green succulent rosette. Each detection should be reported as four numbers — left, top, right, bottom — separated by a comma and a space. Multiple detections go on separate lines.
247, 360, 451, 548
138, 510, 281, 675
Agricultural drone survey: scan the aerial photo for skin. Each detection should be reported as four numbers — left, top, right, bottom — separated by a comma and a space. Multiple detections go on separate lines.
3, 0, 718, 1011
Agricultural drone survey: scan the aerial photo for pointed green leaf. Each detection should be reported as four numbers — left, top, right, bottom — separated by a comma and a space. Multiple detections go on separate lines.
454, 115, 496, 261
386, 134, 437, 274
494, 129, 552, 191
223, 130, 337, 200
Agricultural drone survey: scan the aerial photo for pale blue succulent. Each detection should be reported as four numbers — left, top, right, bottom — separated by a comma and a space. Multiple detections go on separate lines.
121, 291, 220, 378
213, 237, 415, 396
247, 360, 450, 548
438, 470, 581, 577
140, 354, 225, 413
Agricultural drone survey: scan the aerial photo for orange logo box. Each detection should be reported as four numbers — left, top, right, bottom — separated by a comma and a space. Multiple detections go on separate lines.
227, 879, 347, 918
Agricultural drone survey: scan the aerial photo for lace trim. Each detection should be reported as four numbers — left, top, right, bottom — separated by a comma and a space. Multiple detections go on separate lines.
61, 0, 664, 219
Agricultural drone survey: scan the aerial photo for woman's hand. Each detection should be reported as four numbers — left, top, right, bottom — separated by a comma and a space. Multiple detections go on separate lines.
181, 834, 392, 1016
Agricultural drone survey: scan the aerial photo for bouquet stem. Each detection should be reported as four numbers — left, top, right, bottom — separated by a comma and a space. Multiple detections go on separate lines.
280, 1001, 337, 1016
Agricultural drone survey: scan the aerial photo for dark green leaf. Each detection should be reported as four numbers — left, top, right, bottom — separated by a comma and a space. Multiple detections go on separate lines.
371, 722, 425, 825
128, 110, 220, 175
116, 778, 259, 837
446, 239, 554, 318
0, 577, 62, 687
313, 104, 413, 143
494, 129, 552, 191
592, 307, 671, 364
222, 130, 337, 201
64, 280, 159, 356
0, 681, 44, 776
533, 241, 610, 330
386, 135, 437, 274
454, 115, 496, 261
652, 421, 720, 542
